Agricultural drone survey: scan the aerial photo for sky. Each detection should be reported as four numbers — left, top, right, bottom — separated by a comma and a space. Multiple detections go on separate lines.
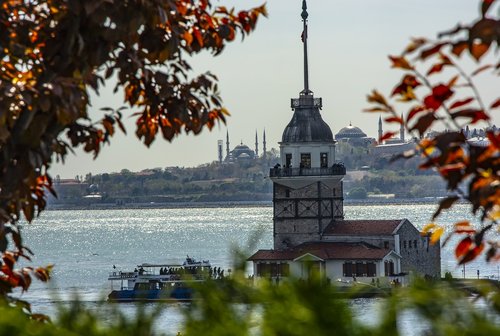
52, 0, 497, 178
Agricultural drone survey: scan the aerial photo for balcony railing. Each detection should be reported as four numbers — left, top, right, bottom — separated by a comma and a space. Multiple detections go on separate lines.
269, 164, 346, 178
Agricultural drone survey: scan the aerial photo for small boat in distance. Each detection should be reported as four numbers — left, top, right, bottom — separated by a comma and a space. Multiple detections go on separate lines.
108, 256, 223, 302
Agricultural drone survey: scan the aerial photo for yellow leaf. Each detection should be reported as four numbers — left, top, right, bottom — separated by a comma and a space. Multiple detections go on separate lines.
430, 226, 444, 244
488, 206, 500, 221
422, 223, 436, 234
423, 145, 436, 156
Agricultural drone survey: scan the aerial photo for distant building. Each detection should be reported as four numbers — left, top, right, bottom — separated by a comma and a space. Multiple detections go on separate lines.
372, 115, 415, 156
335, 123, 376, 155
248, 0, 440, 285
220, 129, 267, 163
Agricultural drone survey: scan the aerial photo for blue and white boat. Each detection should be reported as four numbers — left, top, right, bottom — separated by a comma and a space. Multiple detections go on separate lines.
107, 256, 219, 302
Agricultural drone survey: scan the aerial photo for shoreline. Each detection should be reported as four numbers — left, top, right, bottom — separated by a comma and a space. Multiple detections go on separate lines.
46, 197, 457, 211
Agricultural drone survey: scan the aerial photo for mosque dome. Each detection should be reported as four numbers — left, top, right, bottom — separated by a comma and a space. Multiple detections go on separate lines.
281, 105, 334, 143
335, 124, 367, 139
231, 143, 255, 160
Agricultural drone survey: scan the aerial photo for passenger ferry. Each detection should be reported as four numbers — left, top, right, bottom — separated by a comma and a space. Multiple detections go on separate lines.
108, 256, 221, 302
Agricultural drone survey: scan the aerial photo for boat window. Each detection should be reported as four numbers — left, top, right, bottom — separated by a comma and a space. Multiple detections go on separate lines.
355, 262, 366, 277
343, 262, 353, 277
367, 263, 376, 277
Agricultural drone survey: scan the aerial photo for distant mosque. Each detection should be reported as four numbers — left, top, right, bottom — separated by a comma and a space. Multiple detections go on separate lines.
333, 115, 412, 158
335, 122, 376, 149
217, 129, 267, 164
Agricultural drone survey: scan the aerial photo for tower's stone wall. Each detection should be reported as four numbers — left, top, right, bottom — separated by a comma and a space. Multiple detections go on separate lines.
273, 181, 344, 250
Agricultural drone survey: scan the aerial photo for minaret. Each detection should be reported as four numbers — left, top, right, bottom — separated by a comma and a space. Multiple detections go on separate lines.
270, 0, 345, 250
226, 130, 230, 160
217, 140, 223, 163
400, 113, 405, 142
263, 129, 267, 159
255, 130, 259, 157
378, 115, 383, 144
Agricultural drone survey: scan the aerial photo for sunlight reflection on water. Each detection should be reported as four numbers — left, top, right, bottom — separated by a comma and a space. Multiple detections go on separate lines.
15, 204, 499, 335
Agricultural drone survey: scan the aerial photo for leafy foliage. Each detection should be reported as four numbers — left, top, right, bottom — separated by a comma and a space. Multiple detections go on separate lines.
366, 0, 500, 263
0, 0, 266, 305
2, 254, 500, 335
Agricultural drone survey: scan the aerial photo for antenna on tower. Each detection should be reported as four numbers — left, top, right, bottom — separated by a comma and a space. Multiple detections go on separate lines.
301, 0, 311, 95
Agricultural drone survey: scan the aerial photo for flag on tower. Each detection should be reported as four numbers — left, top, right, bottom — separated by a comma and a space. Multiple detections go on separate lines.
301, 23, 308, 42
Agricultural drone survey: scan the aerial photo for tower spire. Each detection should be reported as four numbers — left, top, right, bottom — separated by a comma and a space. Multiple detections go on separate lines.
400, 113, 405, 142
378, 115, 383, 144
226, 130, 230, 160
301, 0, 311, 95
263, 129, 267, 159
255, 130, 259, 157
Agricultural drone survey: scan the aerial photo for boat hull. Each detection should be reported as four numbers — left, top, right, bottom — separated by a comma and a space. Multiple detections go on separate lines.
108, 287, 193, 302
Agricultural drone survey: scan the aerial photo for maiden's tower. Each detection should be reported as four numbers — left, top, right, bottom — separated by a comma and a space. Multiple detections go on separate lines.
249, 0, 440, 284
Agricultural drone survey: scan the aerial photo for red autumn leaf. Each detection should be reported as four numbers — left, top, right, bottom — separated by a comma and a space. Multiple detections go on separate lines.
486, 130, 500, 148
388, 55, 413, 70
379, 132, 396, 143
363, 107, 390, 113
454, 221, 476, 234
447, 75, 460, 88
439, 163, 465, 177
426, 63, 445, 76
407, 106, 426, 122
420, 43, 446, 60
470, 42, 489, 61
409, 113, 437, 136
482, 0, 495, 16
192, 27, 204, 47
455, 236, 473, 259
424, 96, 441, 111
391, 74, 421, 96
385, 116, 403, 124
490, 98, 500, 109
459, 243, 485, 264
367, 90, 389, 107
403, 37, 428, 54
451, 41, 468, 57
449, 97, 474, 110
450, 109, 490, 124
423, 84, 454, 110
433, 196, 460, 220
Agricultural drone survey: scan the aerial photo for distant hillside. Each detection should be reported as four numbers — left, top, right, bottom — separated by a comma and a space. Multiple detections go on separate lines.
49, 155, 446, 207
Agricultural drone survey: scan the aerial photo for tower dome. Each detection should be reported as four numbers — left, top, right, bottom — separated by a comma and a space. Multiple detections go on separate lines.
282, 98, 334, 143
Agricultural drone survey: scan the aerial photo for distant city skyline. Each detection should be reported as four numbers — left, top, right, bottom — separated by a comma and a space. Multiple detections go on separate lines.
52, 0, 496, 178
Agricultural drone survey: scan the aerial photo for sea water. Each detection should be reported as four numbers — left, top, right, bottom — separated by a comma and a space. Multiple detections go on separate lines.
14, 204, 500, 334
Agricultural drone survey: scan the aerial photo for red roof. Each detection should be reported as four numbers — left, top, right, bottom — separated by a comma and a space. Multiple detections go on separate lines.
248, 242, 391, 261
323, 220, 403, 236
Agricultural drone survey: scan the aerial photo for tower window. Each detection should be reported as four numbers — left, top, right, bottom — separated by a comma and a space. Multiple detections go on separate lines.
285, 189, 290, 198
300, 153, 311, 168
285, 154, 292, 168
320, 153, 328, 168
